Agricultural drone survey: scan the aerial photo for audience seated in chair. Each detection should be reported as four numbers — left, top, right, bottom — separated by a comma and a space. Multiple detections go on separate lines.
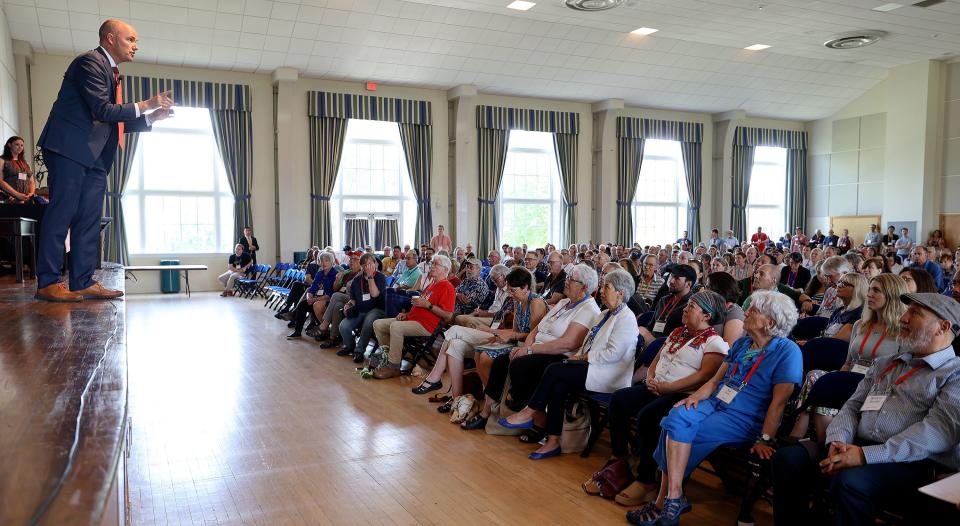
314, 251, 362, 345
219, 243, 252, 297
286, 251, 338, 339
413, 267, 547, 406
453, 264, 510, 330
371, 254, 456, 379
336, 253, 389, 362
772, 292, 960, 526
625, 291, 802, 526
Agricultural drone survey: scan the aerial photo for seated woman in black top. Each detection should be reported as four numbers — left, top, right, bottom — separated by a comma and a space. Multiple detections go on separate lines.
0, 136, 37, 203
338, 253, 389, 362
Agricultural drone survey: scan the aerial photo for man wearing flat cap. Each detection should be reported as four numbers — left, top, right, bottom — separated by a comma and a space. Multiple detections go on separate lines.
770, 293, 960, 525
639, 263, 696, 344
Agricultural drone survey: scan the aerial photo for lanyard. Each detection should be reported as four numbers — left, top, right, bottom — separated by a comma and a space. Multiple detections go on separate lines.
554, 295, 590, 320
877, 361, 924, 386
729, 351, 767, 387
857, 322, 886, 359
659, 294, 683, 322
787, 271, 797, 287
578, 304, 624, 355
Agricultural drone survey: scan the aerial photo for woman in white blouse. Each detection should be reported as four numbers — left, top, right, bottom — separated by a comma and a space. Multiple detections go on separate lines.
583, 290, 729, 504
461, 264, 600, 431
499, 269, 640, 459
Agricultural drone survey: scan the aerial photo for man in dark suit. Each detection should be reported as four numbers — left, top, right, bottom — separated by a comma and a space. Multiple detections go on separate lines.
35, 19, 173, 302
238, 226, 259, 278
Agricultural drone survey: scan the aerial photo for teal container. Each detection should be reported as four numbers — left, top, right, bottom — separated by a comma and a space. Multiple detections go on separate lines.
160, 259, 180, 293
293, 251, 307, 264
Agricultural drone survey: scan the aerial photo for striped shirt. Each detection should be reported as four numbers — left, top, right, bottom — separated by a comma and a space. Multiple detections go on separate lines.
826, 347, 960, 470
635, 274, 664, 303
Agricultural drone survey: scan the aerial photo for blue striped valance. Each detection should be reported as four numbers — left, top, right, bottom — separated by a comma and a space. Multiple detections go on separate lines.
121, 76, 250, 111
477, 105, 579, 135
616, 117, 703, 143
733, 126, 807, 149
308, 91, 431, 125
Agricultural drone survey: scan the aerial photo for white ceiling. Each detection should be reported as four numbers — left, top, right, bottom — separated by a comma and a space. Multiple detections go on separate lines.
1, 0, 959, 120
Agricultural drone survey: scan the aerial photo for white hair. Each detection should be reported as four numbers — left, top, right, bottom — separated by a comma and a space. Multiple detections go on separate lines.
748, 290, 799, 339
431, 254, 452, 271
318, 251, 335, 265
569, 264, 599, 295
489, 264, 509, 280
603, 269, 635, 298
820, 255, 853, 278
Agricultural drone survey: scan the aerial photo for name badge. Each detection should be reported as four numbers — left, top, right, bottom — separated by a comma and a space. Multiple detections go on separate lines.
362, 293, 371, 301
489, 321, 501, 330
717, 384, 739, 404
861, 394, 887, 412
653, 321, 666, 333
318, 289, 324, 295
851, 363, 871, 375
18, 172, 27, 181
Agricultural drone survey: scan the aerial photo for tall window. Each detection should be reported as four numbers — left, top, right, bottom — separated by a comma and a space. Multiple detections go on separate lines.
330, 119, 416, 249
632, 139, 688, 245
497, 130, 563, 248
747, 146, 787, 238
124, 107, 234, 255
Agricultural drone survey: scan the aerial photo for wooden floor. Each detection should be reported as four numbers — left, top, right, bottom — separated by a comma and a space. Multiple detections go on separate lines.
0, 265, 127, 526
125, 293, 773, 525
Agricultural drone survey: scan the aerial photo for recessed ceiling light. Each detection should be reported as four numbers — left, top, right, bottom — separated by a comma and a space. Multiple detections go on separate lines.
507, 0, 536, 10
872, 3, 903, 11
630, 27, 659, 36
744, 44, 771, 51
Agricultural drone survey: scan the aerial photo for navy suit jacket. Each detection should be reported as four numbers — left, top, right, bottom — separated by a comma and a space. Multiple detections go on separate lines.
38, 48, 150, 169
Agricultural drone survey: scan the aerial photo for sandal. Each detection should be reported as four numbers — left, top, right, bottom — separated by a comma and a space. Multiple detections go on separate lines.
461, 414, 488, 430
625, 502, 661, 526
428, 394, 451, 404
437, 400, 453, 413
616, 481, 658, 507
518, 425, 546, 444
412, 379, 443, 395
581, 476, 602, 496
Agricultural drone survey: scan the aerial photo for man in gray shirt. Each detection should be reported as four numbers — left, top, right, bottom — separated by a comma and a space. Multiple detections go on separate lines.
771, 293, 960, 525
895, 227, 914, 258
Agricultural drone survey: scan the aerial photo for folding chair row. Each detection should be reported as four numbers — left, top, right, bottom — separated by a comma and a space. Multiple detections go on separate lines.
263, 269, 305, 310
235, 264, 271, 298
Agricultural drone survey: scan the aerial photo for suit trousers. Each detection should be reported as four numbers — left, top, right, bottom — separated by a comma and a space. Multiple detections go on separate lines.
37, 150, 109, 290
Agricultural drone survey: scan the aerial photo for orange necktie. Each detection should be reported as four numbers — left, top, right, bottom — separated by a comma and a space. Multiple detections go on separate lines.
113, 67, 124, 149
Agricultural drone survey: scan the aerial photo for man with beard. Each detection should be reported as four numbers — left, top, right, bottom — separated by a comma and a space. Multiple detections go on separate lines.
771, 293, 960, 526
639, 264, 695, 345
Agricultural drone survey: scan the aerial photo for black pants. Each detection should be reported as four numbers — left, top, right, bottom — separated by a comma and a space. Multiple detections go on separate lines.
609, 383, 685, 484
280, 282, 307, 313
292, 298, 316, 333
771, 443, 948, 526
484, 353, 565, 406
527, 361, 588, 436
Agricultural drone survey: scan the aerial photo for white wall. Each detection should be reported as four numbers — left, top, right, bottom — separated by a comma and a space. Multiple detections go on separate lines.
943, 61, 960, 214
0, 9, 18, 141
806, 60, 945, 239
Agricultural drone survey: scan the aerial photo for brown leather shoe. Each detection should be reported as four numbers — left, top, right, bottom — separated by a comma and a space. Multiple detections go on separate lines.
35, 282, 83, 303
372, 366, 402, 380
75, 282, 124, 300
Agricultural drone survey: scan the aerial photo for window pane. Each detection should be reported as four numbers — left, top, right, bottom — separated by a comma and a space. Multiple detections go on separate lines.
747, 146, 787, 238
331, 119, 413, 246
632, 139, 686, 244
497, 130, 563, 245
501, 202, 549, 248
124, 107, 233, 255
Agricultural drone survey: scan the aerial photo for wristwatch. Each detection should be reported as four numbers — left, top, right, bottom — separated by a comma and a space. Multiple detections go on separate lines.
526, 348, 533, 355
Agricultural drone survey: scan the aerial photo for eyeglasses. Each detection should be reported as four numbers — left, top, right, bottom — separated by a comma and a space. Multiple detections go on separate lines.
836, 281, 852, 289
565, 277, 584, 285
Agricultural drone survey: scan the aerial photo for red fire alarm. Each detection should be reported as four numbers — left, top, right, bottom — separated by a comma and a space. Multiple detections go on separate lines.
365, 82, 377, 91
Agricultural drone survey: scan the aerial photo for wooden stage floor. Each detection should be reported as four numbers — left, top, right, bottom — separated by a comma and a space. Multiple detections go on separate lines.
0, 265, 127, 525
121, 292, 774, 526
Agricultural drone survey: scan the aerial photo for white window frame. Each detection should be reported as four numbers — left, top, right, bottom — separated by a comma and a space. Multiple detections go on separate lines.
123, 107, 233, 256
631, 139, 688, 245
496, 130, 563, 247
746, 146, 788, 238
330, 120, 416, 250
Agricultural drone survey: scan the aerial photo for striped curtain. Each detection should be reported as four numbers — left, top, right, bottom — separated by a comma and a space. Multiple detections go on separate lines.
553, 133, 578, 246
732, 127, 809, 239
477, 128, 510, 257
308, 92, 431, 124
103, 133, 140, 265
785, 149, 807, 232
374, 218, 400, 248
122, 76, 251, 111
616, 137, 645, 246
309, 117, 348, 247
476, 106, 579, 134
680, 142, 703, 244
210, 109, 253, 244
398, 123, 433, 246
730, 145, 756, 242
344, 217, 370, 248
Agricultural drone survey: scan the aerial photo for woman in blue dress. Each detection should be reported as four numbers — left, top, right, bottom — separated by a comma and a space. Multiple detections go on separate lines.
627, 290, 804, 526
